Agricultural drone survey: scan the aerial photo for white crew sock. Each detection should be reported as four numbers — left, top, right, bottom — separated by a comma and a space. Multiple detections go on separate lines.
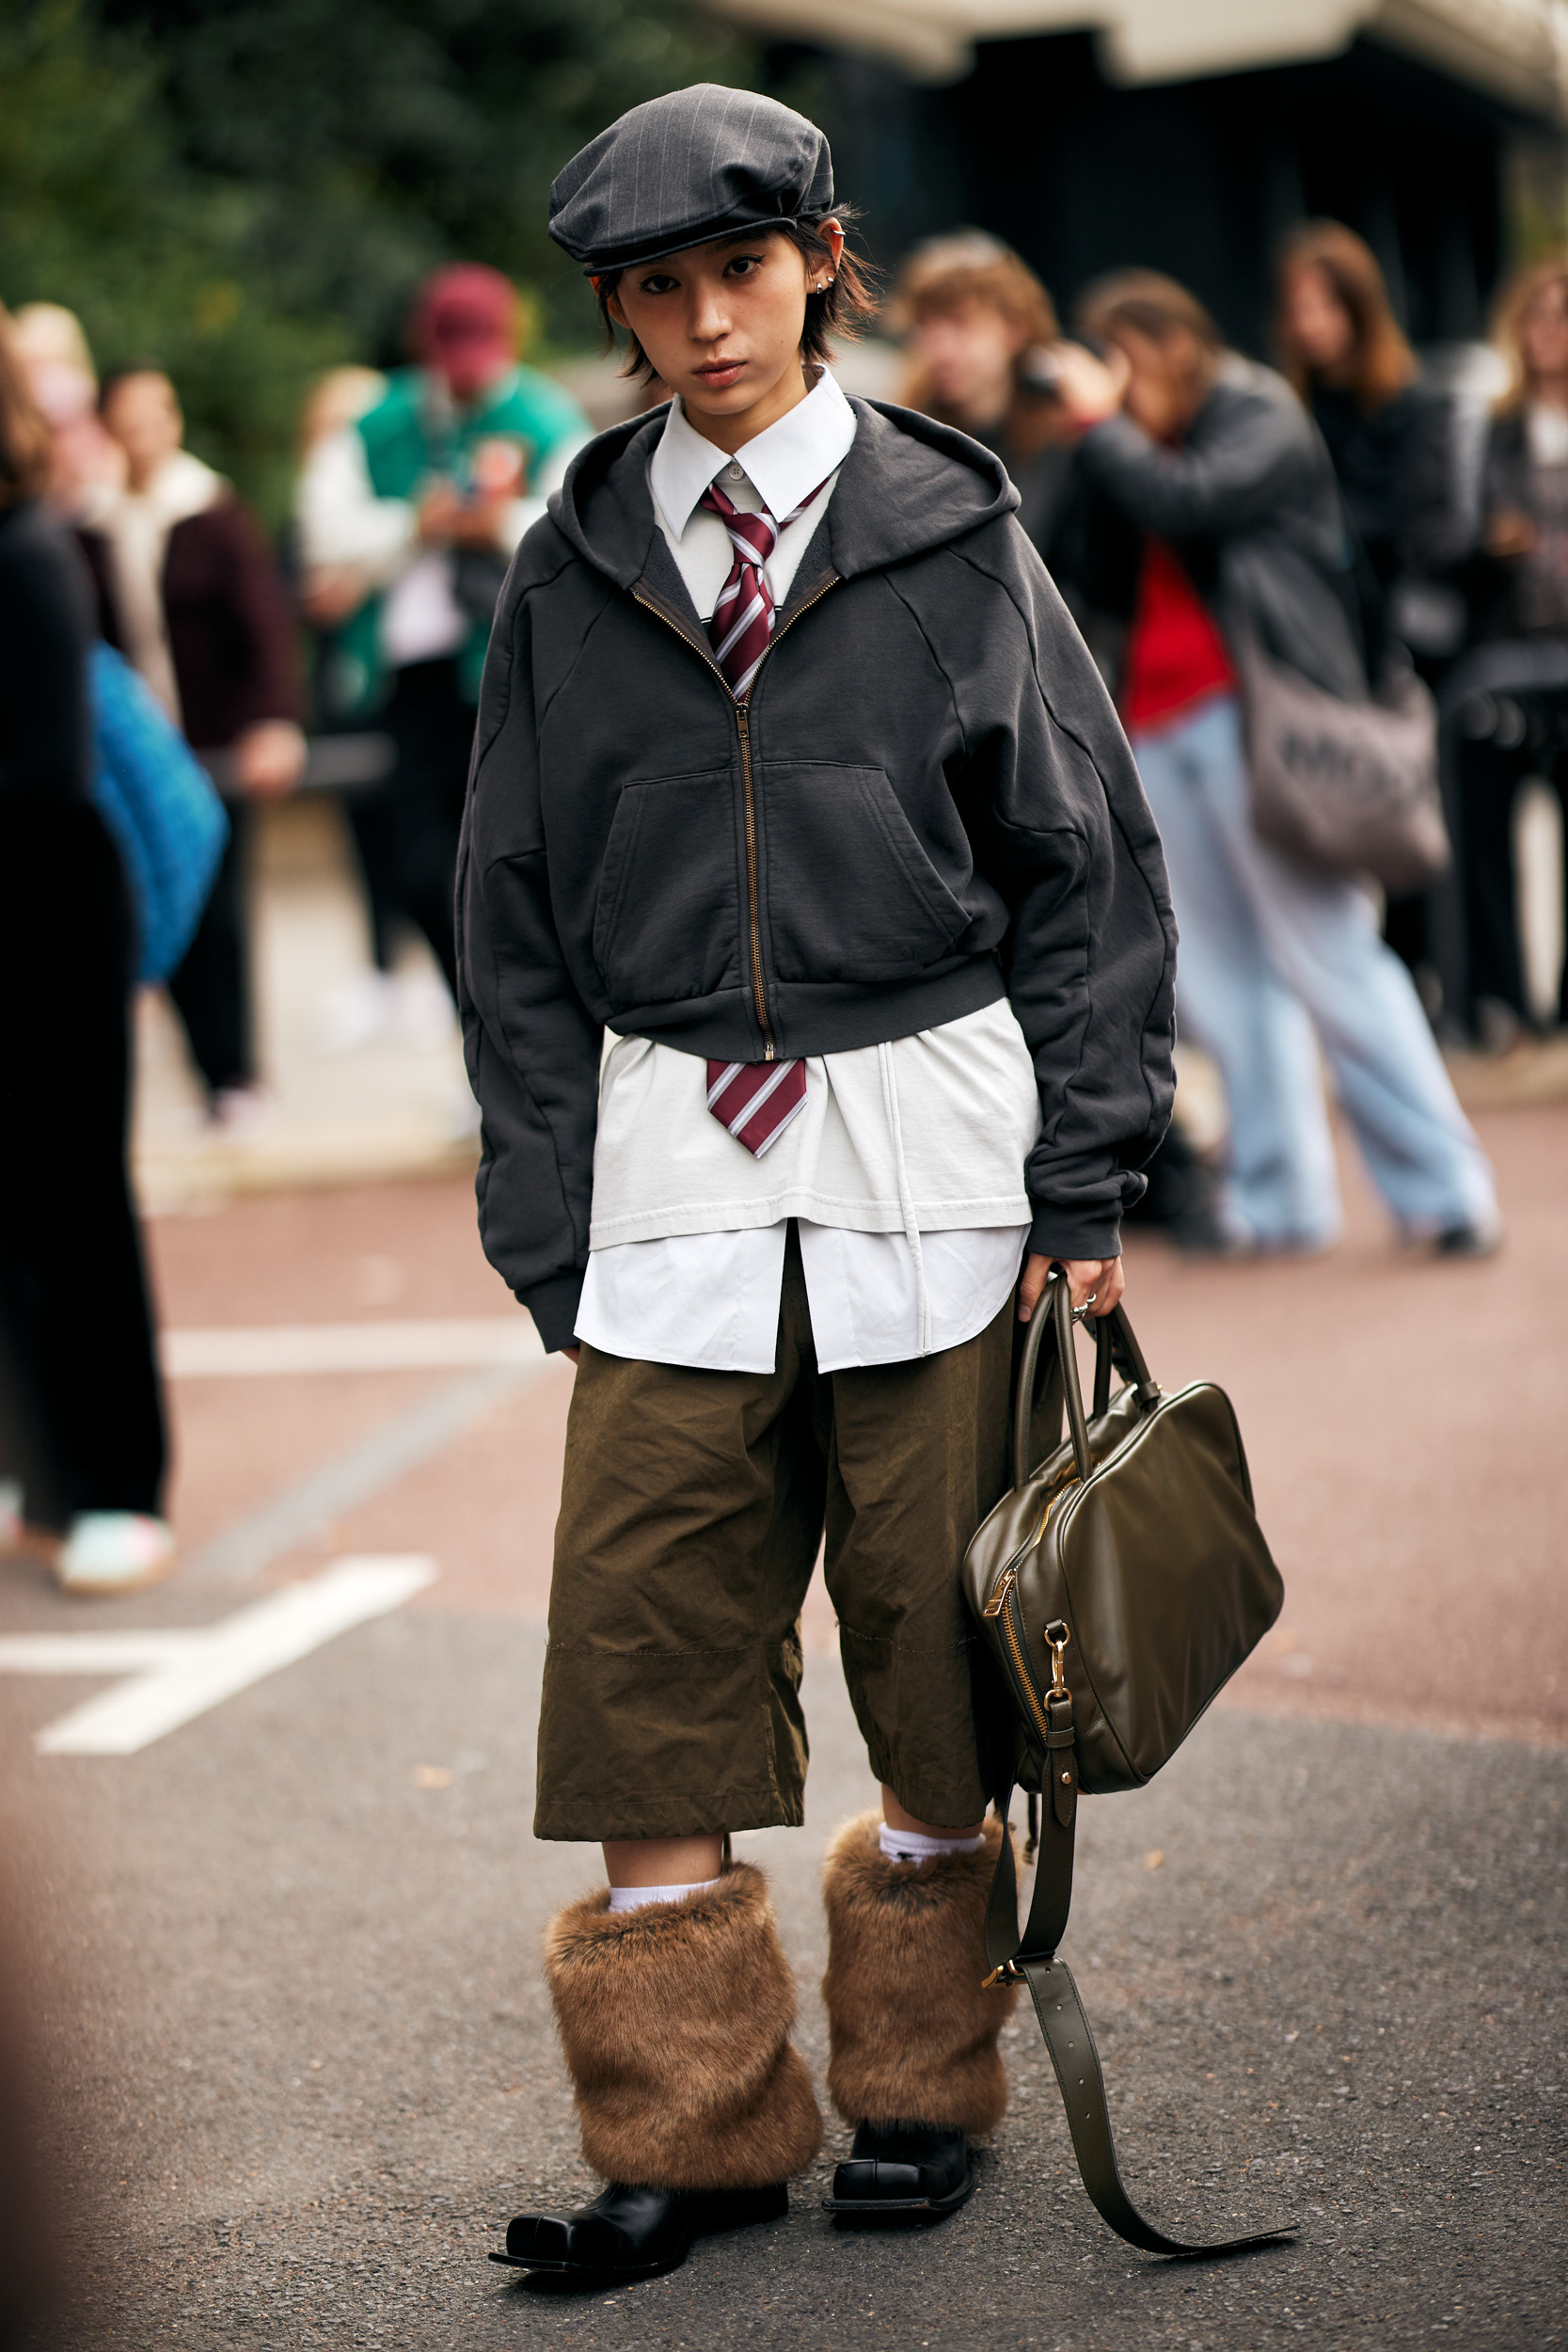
607, 1878, 721, 1913
879, 1823, 985, 1865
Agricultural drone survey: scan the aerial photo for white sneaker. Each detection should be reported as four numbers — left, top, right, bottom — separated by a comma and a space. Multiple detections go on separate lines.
323, 969, 398, 1053
55, 1513, 176, 1597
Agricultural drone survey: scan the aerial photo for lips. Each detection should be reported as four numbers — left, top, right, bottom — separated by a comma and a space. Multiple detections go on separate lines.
694, 360, 745, 385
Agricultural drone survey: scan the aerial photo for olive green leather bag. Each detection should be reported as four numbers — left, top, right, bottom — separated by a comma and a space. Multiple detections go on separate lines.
962, 1270, 1291, 2255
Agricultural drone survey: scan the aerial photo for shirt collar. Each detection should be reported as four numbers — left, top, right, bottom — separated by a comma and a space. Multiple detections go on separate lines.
650, 366, 858, 538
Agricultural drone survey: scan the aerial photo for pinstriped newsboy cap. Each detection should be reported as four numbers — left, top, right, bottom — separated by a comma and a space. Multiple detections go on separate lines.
548, 84, 834, 276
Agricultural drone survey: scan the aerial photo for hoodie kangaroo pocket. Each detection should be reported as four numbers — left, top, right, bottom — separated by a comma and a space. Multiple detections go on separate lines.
593, 768, 742, 1005
762, 761, 970, 983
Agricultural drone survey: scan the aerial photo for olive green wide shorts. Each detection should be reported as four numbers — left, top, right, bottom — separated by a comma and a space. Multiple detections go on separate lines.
535, 1232, 1014, 1841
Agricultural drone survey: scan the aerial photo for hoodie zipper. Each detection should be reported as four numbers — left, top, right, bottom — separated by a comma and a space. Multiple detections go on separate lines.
633, 574, 839, 1061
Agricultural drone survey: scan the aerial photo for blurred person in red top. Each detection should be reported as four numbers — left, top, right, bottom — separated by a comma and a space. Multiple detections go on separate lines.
1049, 270, 1497, 1257
76, 368, 306, 1134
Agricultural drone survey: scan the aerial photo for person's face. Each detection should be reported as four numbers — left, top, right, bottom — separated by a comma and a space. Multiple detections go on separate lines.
607, 225, 839, 433
1521, 281, 1568, 385
102, 373, 182, 480
1112, 323, 1205, 440
1281, 262, 1355, 375
910, 297, 1026, 422
433, 336, 513, 405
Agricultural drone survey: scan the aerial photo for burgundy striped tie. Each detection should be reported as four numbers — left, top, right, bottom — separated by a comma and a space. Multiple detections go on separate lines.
700, 472, 827, 1155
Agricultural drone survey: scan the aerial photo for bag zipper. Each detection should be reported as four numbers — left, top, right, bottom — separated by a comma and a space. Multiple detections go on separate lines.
980, 1479, 1080, 1742
633, 573, 839, 1061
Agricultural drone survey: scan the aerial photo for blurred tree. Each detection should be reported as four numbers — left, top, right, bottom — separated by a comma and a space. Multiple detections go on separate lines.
2, 0, 760, 518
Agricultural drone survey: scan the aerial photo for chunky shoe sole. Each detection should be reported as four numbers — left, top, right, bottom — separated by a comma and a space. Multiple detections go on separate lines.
822, 2164, 975, 2224
490, 2181, 787, 2281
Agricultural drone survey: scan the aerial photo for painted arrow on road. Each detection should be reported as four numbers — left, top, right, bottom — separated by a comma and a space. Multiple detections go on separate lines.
0, 1555, 436, 1756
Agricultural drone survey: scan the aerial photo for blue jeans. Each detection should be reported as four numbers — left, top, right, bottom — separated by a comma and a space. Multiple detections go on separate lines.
1132, 693, 1497, 1248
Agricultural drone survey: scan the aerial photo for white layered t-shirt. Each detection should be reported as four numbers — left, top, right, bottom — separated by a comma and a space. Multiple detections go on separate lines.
574, 371, 1040, 1374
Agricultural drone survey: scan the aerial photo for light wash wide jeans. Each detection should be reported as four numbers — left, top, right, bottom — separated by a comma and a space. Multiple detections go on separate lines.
1131, 691, 1497, 1248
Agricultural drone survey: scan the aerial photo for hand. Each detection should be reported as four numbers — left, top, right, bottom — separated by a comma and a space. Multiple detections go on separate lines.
231, 720, 307, 798
416, 484, 465, 546
299, 563, 372, 628
1486, 506, 1535, 559
1017, 1252, 1124, 1323
1046, 339, 1131, 430
444, 496, 511, 550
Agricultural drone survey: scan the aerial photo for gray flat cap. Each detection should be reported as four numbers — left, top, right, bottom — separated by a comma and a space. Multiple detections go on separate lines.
548, 84, 833, 276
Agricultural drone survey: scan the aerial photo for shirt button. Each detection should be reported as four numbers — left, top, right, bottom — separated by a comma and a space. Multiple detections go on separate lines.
724, 460, 745, 483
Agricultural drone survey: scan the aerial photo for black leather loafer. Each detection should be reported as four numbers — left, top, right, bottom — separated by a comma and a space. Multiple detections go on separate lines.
823, 2122, 975, 2222
490, 2179, 787, 2281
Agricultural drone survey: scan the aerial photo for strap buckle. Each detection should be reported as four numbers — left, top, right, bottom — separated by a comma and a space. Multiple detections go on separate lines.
1044, 1618, 1071, 1698
981, 1960, 1026, 1990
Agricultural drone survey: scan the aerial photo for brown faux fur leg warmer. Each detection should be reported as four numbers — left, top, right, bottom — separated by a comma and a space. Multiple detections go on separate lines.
821, 1810, 1019, 2135
545, 1862, 822, 2191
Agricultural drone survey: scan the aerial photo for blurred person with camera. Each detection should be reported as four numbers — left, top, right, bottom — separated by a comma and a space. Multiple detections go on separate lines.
893, 230, 1078, 567
0, 320, 171, 1595
895, 230, 1228, 1252
1449, 258, 1568, 1047
295, 267, 589, 1005
76, 366, 306, 1135
1051, 270, 1497, 1257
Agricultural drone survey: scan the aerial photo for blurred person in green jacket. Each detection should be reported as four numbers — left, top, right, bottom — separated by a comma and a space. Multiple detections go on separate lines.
296, 266, 589, 998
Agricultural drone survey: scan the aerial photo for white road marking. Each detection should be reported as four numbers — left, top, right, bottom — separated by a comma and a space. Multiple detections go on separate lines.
2, 1556, 436, 1756
163, 1319, 543, 1377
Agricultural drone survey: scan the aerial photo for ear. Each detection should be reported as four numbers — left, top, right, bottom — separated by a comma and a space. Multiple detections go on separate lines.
816, 218, 846, 287
604, 289, 629, 331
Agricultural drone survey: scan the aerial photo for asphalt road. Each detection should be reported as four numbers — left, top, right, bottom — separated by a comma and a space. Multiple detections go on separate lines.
3, 1106, 1565, 2350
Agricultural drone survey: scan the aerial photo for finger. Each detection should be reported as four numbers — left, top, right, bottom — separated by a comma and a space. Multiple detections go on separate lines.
1088, 1260, 1125, 1317
1015, 1259, 1050, 1322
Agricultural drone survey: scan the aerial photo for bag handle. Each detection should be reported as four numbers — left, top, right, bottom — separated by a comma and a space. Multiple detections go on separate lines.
984, 1734, 1296, 2255
1012, 1268, 1160, 1489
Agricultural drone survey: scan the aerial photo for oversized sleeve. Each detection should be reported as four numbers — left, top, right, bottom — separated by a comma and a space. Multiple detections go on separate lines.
456, 538, 603, 1349
1077, 386, 1304, 542
938, 524, 1177, 1258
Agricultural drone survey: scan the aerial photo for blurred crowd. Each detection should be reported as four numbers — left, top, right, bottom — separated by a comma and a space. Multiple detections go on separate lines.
5, 215, 1568, 1589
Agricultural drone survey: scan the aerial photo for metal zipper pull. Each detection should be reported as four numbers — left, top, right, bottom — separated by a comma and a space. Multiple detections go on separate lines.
982, 1564, 1018, 1619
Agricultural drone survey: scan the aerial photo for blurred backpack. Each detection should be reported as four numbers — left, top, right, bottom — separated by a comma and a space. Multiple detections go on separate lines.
88, 642, 229, 984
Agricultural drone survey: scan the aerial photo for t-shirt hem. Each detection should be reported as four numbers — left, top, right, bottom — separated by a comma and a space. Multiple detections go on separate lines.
587, 1196, 1034, 1248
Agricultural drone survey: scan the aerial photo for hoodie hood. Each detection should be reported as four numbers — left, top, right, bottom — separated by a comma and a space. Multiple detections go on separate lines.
547, 394, 1020, 594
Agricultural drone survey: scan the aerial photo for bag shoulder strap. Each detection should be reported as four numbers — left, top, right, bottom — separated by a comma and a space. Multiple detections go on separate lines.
984, 1688, 1294, 2258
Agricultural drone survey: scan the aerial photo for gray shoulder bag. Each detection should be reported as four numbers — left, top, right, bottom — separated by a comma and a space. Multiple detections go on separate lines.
1232, 621, 1450, 893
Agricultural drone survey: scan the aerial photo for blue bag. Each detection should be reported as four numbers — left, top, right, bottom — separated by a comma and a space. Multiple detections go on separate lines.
88, 642, 229, 984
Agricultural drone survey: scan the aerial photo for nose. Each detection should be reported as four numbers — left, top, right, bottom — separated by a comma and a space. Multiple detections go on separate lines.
689, 282, 732, 345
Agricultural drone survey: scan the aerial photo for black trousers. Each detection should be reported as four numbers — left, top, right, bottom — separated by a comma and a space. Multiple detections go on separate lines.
1458, 734, 1568, 1025
0, 802, 166, 1524
167, 797, 253, 1095
382, 658, 476, 998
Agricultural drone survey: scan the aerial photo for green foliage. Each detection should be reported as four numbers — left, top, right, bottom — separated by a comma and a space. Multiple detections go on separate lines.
2, 0, 763, 519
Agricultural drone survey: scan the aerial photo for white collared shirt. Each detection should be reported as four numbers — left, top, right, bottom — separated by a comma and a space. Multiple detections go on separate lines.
576, 373, 1038, 1374
647, 363, 857, 620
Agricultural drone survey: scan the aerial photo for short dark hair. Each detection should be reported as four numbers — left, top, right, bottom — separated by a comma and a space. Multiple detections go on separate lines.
99, 365, 175, 416
1075, 269, 1222, 355
595, 213, 879, 383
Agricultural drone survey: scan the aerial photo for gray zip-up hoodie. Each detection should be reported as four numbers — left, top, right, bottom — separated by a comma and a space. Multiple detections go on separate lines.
457, 396, 1177, 1349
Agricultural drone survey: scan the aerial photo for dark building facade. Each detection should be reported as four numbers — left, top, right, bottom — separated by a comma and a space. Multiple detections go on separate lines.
784, 31, 1533, 352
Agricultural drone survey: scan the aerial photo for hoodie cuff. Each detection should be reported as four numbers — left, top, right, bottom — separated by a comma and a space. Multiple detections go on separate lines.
518, 1269, 586, 1355
1026, 1208, 1124, 1263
